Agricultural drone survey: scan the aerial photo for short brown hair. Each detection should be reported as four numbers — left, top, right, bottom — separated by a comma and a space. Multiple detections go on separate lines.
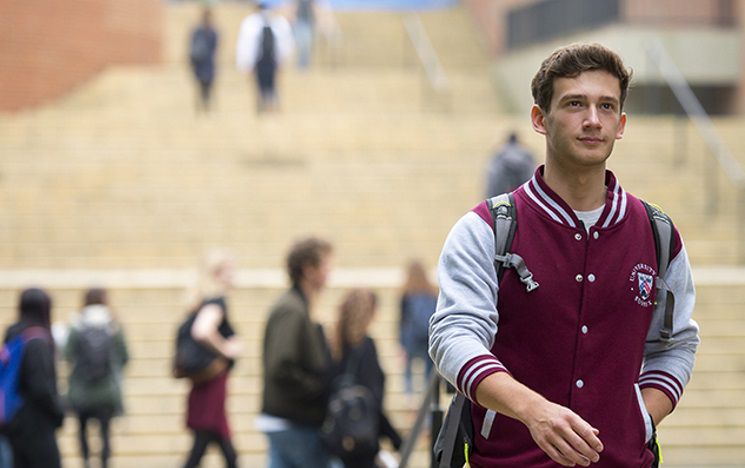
286, 237, 333, 285
531, 43, 632, 112
84, 287, 108, 307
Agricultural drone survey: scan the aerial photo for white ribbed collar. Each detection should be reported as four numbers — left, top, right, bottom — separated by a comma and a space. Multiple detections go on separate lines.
521, 165, 627, 229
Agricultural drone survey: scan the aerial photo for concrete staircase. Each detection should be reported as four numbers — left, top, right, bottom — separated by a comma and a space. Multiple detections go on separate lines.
0, 1, 744, 467
0, 274, 743, 467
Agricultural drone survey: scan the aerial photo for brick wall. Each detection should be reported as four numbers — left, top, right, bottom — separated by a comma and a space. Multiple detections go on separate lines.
0, 0, 162, 112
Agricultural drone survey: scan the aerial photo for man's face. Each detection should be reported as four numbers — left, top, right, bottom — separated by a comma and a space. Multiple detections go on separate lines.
304, 254, 332, 292
217, 260, 235, 289
532, 70, 627, 169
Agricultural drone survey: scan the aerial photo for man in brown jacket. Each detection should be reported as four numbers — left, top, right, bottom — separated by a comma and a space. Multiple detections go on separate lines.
258, 237, 334, 468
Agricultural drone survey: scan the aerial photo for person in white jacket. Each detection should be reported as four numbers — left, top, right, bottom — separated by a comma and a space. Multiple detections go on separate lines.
236, 1, 294, 113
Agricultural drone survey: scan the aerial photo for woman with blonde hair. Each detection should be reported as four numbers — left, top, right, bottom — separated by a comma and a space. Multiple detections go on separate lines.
399, 260, 437, 398
330, 289, 401, 468
180, 250, 242, 468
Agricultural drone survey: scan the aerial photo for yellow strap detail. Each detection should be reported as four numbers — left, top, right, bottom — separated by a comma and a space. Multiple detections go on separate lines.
656, 437, 663, 464
464, 442, 470, 467
649, 202, 667, 215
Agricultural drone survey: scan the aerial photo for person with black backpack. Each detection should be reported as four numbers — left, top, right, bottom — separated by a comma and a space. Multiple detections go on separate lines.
65, 287, 129, 468
179, 250, 242, 468
430, 43, 700, 467
236, 1, 294, 113
2, 288, 64, 468
324, 289, 402, 468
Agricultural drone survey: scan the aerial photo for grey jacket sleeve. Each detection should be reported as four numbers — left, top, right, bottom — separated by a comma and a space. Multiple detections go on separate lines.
429, 212, 510, 401
640, 242, 700, 408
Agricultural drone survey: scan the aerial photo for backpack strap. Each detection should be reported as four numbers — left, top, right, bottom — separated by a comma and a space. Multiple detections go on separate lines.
642, 200, 676, 342
20, 326, 49, 343
487, 193, 539, 292
437, 392, 468, 468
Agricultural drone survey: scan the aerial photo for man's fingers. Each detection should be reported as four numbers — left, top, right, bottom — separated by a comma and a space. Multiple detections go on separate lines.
574, 423, 604, 453
551, 437, 592, 467
564, 429, 601, 464
542, 441, 579, 467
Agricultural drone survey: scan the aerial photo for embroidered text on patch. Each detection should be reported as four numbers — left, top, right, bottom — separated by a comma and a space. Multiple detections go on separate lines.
629, 263, 656, 307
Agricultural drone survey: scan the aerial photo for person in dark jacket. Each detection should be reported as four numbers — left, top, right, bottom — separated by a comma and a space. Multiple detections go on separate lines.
189, 7, 219, 113
258, 237, 333, 468
65, 287, 129, 468
484, 132, 536, 198
331, 289, 402, 468
3, 287, 64, 468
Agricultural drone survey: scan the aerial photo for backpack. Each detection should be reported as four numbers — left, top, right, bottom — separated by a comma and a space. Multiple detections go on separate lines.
434, 192, 675, 468
172, 313, 225, 383
320, 347, 380, 459
190, 29, 211, 63
75, 326, 114, 382
0, 327, 48, 429
404, 294, 437, 349
257, 23, 276, 66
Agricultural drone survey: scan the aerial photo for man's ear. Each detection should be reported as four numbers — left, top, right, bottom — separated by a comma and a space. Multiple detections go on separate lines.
616, 112, 627, 140
531, 104, 548, 136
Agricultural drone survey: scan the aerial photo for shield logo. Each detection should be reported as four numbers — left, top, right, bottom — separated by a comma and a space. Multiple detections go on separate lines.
638, 273, 654, 301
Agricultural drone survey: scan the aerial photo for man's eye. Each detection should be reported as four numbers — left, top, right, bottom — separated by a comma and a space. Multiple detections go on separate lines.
601, 103, 615, 110
569, 101, 582, 107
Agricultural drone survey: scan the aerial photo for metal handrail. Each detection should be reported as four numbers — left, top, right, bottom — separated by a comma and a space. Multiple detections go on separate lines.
646, 38, 745, 262
398, 371, 443, 468
403, 14, 450, 93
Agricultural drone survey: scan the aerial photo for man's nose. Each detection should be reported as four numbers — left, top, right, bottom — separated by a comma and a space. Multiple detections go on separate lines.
583, 106, 601, 128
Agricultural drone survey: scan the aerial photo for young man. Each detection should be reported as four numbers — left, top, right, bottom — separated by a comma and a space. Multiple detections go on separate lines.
189, 8, 219, 113
257, 237, 334, 468
430, 43, 699, 467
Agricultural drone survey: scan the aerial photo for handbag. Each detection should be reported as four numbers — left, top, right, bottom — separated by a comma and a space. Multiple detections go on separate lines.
172, 313, 227, 384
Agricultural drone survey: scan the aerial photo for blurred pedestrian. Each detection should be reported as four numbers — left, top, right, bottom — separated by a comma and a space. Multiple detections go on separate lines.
398, 260, 437, 401
257, 237, 333, 468
65, 287, 129, 468
330, 289, 402, 468
189, 7, 219, 113
3, 288, 64, 468
181, 251, 242, 468
484, 132, 536, 198
236, 1, 294, 113
292, 0, 316, 69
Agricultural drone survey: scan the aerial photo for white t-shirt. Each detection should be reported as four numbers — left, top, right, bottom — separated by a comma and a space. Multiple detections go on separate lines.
574, 204, 605, 232
236, 12, 295, 72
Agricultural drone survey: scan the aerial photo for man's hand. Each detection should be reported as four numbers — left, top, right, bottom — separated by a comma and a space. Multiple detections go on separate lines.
521, 399, 603, 467
475, 372, 603, 467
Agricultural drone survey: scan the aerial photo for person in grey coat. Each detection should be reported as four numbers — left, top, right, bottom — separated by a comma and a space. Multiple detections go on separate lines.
485, 132, 536, 198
